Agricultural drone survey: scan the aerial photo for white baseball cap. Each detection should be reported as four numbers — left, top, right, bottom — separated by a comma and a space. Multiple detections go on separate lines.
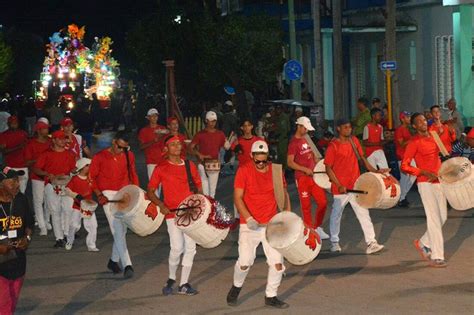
37, 117, 50, 125
224, 100, 233, 106
295, 106, 303, 112
251, 140, 269, 154
296, 116, 315, 131
205, 111, 218, 121
146, 108, 159, 116
75, 158, 91, 171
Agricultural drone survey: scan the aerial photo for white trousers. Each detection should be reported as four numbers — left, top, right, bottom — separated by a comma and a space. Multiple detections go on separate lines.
417, 183, 448, 260
44, 184, 71, 241
197, 164, 219, 198
147, 164, 162, 196
233, 224, 285, 298
398, 161, 416, 201
329, 193, 376, 245
10, 167, 28, 194
32, 179, 49, 231
102, 190, 132, 267
166, 219, 196, 268
67, 209, 98, 249
366, 150, 388, 170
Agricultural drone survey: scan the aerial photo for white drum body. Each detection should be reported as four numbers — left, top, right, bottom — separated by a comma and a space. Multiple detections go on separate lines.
313, 159, 331, 190
354, 172, 400, 209
111, 185, 165, 237
175, 194, 229, 248
438, 157, 474, 211
80, 199, 98, 219
51, 175, 71, 196
265, 212, 322, 265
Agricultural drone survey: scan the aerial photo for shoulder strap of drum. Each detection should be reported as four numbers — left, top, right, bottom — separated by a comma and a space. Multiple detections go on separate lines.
348, 136, 362, 162
184, 160, 198, 194
124, 149, 132, 183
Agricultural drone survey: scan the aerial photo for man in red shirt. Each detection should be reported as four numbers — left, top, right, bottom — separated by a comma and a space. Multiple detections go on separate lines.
147, 135, 203, 296
0, 116, 29, 193
138, 108, 168, 179
287, 116, 328, 239
394, 111, 415, 207
325, 119, 385, 254
230, 118, 264, 166
401, 113, 448, 268
190, 111, 229, 198
429, 105, 456, 154
61, 117, 92, 159
227, 140, 291, 309
25, 119, 52, 235
166, 116, 188, 159
89, 131, 139, 278
33, 130, 76, 247
363, 108, 388, 169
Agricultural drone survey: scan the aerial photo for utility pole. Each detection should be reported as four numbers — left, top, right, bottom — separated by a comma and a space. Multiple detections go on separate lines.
288, 0, 301, 100
385, 0, 399, 128
332, 0, 344, 122
312, 0, 323, 106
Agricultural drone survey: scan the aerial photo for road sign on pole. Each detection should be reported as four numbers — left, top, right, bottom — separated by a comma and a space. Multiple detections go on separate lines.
379, 61, 397, 71
379, 61, 397, 129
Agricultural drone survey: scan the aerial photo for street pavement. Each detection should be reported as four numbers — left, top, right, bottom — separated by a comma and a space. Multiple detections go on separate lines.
16, 131, 474, 315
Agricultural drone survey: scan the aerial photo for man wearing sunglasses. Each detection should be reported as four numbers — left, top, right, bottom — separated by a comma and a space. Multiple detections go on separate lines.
89, 131, 139, 279
227, 140, 291, 309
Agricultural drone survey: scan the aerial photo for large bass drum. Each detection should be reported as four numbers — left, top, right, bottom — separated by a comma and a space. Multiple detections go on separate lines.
438, 157, 474, 211
313, 159, 331, 190
353, 172, 400, 209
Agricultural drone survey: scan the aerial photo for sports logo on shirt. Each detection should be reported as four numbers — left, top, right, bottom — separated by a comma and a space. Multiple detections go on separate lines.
301, 191, 309, 198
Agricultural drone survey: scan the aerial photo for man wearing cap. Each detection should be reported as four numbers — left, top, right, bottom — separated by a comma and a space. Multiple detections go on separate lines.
89, 131, 139, 278
362, 108, 389, 170
325, 119, 386, 254
24, 118, 52, 235
0, 116, 29, 194
33, 130, 76, 248
138, 108, 168, 179
60, 117, 92, 159
147, 135, 202, 296
0, 167, 34, 315
351, 97, 371, 139
287, 116, 329, 239
395, 111, 415, 207
227, 140, 291, 309
190, 111, 229, 198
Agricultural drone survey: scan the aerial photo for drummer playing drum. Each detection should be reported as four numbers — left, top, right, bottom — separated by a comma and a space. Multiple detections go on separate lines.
324, 119, 386, 254
147, 135, 203, 296
226, 140, 291, 309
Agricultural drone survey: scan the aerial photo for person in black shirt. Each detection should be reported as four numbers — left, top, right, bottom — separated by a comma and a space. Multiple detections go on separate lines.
0, 167, 34, 314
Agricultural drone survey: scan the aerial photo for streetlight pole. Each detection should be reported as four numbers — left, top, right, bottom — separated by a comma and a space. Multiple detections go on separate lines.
288, 0, 301, 100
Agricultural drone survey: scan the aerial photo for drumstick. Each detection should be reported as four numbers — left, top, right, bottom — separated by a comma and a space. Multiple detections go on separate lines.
169, 206, 199, 212
347, 189, 368, 194
313, 171, 327, 174
108, 199, 124, 203
429, 130, 450, 157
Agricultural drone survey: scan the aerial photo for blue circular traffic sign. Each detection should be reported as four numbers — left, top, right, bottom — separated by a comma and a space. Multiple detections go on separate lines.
284, 60, 303, 81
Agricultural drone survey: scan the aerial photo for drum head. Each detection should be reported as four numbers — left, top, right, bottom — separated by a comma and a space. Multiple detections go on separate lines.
266, 212, 303, 249
354, 173, 382, 209
80, 199, 98, 211
111, 185, 142, 212
175, 194, 209, 227
439, 157, 472, 184
313, 159, 331, 190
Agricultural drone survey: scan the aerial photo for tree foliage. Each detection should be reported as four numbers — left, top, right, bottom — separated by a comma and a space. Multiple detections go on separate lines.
0, 33, 13, 92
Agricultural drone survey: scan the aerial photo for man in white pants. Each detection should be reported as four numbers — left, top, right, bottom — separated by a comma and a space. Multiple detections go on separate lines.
147, 135, 203, 296
33, 130, 76, 248
363, 108, 388, 170
227, 141, 291, 309
395, 111, 416, 207
90, 131, 139, 278
401, 113, 448, 268
325, 119, 386, 254
25, 119, 52, 235
190, 111, 229, 198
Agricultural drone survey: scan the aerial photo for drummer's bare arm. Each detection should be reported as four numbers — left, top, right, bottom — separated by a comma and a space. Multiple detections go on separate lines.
287, 154, 313, 176
82, 145, 93, 159
139, 138, 159, 150
146, 187, 170, 214
64, 188, 78, 199
189, 143, 210, 161
283, 190, 291, 212
325, 165, 346, 194
234, 188, 252, 220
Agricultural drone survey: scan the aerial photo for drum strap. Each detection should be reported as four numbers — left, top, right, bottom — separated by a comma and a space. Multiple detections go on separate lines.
271, 163, 285, 211
185, 160, 198, 194
303, 134, 323, 159
348, 137, 368, 173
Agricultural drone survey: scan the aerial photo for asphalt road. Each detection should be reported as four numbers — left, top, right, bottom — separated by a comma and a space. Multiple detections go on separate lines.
16, 132, 474, 315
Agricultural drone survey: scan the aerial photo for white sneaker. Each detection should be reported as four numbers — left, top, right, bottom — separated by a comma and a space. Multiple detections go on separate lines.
39, 229, 47, 236
65, 243, 73, 251
366, 241, 384, 254
46, 223, 52, 230
316, 227, 329, 240
88, 247, 100, 252
330, 242, 341, 253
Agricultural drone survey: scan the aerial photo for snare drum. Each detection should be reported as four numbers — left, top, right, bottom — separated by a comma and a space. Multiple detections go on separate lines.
438, 157, 474, 211
80, 200, 98, 219
51, 175, 71, 196
353, 172, 400, 209
204, 159, 221, 172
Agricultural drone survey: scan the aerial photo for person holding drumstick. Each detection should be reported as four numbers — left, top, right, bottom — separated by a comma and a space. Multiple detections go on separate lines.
401, 113, 448, 268
147, 135, 202, 296
227, 140, 291, 309
325, 119, 386, 254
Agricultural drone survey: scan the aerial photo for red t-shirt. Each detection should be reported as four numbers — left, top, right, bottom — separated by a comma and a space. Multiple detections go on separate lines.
428, 123, 456, 154
0, 130, 28, 168
67, 175, 93, 210
65, 134, 84, 159
230, 136, 264, 165
401, 134, 441, 183
234, 163, 286, 224
324, 137, 363, 195
138, 125, 167, 164
191, 129, 226, 159
288, 136, 316, 180
468, 128, 474, 139
148, 160, 202, 219
35, 149, 76, 180
89, 149, 139, 191
24, 138, 52, 180
394, 125, 412, 160
363, 123, 384, 157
